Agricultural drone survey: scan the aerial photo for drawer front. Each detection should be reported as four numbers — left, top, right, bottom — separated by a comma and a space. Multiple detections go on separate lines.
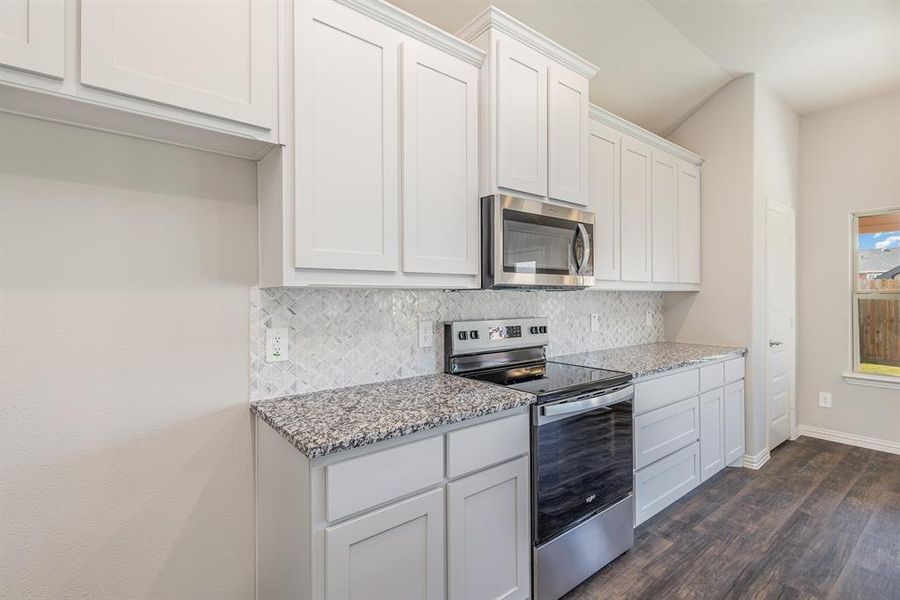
724, 357, 745, 383
326, 436, 444, 522
634, 396, 700, 470
635, 369, 699, 414
699, 363, 724, 392
447, 413, 529, 479
635, 441, 700, 525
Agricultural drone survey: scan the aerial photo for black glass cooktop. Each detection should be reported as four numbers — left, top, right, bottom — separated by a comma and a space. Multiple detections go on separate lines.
464, 360, 631, 401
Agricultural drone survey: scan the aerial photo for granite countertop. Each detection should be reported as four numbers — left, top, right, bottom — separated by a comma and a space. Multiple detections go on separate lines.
553, 342, 747, 379
251, 373, 534, 459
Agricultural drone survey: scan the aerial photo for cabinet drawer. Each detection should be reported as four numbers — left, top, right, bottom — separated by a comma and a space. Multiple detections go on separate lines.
724, 357, 745, 383
699, 363, 724, 392
635, 441, 700, 525
634, 396, 699, 470
326, 436, 444, 522
447, 413, 529, 479
634, 369, 699, 415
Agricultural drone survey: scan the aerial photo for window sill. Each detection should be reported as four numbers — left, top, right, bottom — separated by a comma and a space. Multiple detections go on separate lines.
842, 372, 900, 390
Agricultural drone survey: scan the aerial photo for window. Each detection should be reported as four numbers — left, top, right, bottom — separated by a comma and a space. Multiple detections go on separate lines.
852, 208, 900, 380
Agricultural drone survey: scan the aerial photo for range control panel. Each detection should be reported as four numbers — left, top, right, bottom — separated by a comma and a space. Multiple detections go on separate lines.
445, 317, 549, 356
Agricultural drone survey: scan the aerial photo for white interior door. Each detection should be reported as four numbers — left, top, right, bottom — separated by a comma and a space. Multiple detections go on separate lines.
765, 200, 796, 449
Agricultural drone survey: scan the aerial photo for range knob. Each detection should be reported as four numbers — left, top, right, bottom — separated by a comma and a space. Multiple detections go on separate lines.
529, 326, 539, 335
458, 331, 468, 341
469, 330, 480, 340
539, 325, 548, 334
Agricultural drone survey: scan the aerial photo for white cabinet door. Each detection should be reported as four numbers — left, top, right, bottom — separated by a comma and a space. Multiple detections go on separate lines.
724, 380, 745, 466
294, 2, 399, 272
548, 65, 589, 205
401, 41, 479, 275
677, 161, 701, 284
448, 457, 530, 600
620, 135, 652, 282
496, 38, 548, 198
699, 388, 724, 482
588, 120, 621, 281
80, 0, 276, 128
325, 488, 445, 600
635, 441, 700, 525
634, 396, 699, 470
0, 0, 64, 77
651, 150, 678, 283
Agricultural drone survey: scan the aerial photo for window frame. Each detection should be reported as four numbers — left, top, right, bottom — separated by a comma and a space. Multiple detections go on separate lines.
847, 206, 900, 388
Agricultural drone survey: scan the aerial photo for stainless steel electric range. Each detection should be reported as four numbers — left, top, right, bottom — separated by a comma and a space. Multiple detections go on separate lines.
444, 317, 635, 600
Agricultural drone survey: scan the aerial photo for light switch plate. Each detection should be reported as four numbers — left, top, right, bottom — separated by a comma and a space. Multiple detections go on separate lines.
590, 313, 600, 332
266, 328, 288, 363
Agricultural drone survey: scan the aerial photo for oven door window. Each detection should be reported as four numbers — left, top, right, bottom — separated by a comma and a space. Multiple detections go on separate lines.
502, 209, 591, 275
533, 400, 633, 545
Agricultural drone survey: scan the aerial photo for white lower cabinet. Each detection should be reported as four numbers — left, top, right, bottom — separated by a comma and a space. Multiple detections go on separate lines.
325, 488, 446, 600
724, 380, 745, 465
634, 357, 745, 525
256, 411, 531, 600
447, 457, 530, 600
699, 388, 725, 481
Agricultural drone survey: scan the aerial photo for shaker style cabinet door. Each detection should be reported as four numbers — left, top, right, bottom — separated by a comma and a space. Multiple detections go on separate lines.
588, 120, 621, 280
677, 161, 701, 284
401, 40, 479, 275
325, 488, 445, 600
723, 381, 745, 466
651, 150, 679, 283
699, 388, 725, 481
548, 64, 589, 205
620, 135, 652, 282
0, 0, 64, 77
496, 38, 548, 198
447, 457, 530, 600
80, 0, 276, 128
294, 1, 400, 272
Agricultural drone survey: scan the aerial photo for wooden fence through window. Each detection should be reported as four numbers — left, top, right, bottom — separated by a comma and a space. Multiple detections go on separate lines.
859, 297, 900, 366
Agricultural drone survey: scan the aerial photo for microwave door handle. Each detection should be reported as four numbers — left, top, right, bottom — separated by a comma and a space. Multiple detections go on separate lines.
574, 223, 590, 275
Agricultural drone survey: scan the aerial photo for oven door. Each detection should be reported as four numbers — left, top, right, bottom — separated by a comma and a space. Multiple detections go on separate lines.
532, 384, 633, 545
484, 195, 594, 289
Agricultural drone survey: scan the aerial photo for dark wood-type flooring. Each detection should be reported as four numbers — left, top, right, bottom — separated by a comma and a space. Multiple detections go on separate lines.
564, 436, 900, 600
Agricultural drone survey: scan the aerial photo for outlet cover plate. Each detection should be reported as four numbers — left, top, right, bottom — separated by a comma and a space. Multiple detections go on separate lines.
818, 391, 832, 408
266, 327, 288, 363
418, 321, 433, 348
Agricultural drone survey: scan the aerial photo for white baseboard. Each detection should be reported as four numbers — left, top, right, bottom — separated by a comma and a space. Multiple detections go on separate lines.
742, 448, 770, 469
796, 425, 900, 456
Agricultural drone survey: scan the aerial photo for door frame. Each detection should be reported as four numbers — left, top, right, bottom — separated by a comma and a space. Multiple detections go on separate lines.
764, 199, 797, 445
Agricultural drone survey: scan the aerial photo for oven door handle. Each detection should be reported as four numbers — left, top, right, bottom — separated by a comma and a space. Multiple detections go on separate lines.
540, 385, 633, 420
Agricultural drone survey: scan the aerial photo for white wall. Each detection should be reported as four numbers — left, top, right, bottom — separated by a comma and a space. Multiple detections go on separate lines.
0, 114, 258, 599
797, 91, 900, 445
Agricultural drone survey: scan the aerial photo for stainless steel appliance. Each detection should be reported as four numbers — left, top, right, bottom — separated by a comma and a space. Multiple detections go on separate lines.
444, 318, 634, 600
481, 195, 595, 289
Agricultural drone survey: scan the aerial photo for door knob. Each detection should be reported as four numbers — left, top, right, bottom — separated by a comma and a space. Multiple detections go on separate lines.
769, 340, 783, 347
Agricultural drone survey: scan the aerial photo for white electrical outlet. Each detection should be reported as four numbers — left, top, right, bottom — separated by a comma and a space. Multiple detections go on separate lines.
818, 391, 832, 408
418, 321, 433, 348
646, 310, 654, 327
265, 327, 288, 363
590, 313, 600, 332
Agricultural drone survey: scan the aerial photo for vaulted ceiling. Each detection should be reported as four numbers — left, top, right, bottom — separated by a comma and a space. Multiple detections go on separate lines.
389, 0, 900, 136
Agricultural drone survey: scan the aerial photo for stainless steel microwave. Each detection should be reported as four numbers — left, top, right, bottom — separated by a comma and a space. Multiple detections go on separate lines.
481, 195, 595, 289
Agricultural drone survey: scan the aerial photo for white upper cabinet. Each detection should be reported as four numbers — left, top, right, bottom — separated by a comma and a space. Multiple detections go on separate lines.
459, 7, 597, 203
651, 150, 679, 283
80, 0, 276, 129
678, 161, 701, 284
620, 135, 652, 282
588, 120, 621, 281
294, 1, 399, 272
0, 0, 64, 78
402, 41, 480, 276
548, 64, 590, 205
495, 38, 548, 197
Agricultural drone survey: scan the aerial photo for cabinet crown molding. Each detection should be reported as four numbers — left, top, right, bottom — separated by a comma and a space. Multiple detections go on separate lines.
335, 0, 486, 66
457, 6, 598, 78
589, 104, 703, 166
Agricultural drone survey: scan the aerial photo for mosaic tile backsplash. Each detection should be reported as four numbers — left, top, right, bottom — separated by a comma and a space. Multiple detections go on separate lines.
250, 288, 664, 400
